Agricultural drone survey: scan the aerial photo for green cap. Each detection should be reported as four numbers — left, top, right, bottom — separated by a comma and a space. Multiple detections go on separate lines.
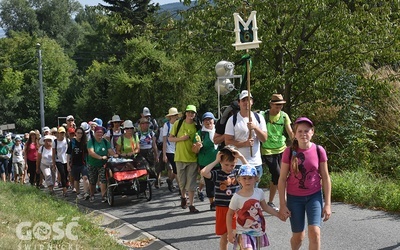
185, 105, 197, 113
1, 139, 8, 144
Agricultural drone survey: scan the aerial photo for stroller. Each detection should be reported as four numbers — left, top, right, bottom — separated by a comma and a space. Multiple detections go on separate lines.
105, 155, 154, 206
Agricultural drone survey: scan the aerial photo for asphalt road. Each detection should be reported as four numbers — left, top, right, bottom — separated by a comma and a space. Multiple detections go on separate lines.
69, 180, 400, 250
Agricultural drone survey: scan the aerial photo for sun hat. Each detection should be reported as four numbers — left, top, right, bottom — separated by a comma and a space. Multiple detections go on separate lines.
66, 115, 74, 121
111, 115, 122, 123
93, 118, 103, 127
202, 112, 216, 121
237, 165, 257, 177
29, 130, 36, 135
294, 117, 314, 127
42, 126, 50, 133
81, 122, 91, 133
123, 120, 134, 128
139, 117, 150, 124
58, 127, 66, 133
142, 107, 151, 116
50, 127, 58, 133
43, 135, 53, 141
166, 107, 181, 117
185, 105, 197, 113
269, 94, 286, 104
238, 90, 253, 100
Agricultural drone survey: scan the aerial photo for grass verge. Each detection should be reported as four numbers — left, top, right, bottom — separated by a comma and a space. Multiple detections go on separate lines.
331, 168, 400, 212
0, 182, 126, 250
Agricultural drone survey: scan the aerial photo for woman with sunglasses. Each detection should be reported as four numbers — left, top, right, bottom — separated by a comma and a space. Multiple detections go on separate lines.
116, 120, 140, 158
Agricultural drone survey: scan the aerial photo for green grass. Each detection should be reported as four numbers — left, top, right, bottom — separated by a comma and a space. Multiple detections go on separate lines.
0, 182, 126, 250
331, 169, 400, 212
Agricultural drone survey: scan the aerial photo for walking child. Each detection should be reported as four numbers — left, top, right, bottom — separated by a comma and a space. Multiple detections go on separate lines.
227, 165, 285, 250
200, 145, 246, 250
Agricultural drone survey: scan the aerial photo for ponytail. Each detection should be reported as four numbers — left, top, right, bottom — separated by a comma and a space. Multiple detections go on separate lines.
290, 138, 299, 174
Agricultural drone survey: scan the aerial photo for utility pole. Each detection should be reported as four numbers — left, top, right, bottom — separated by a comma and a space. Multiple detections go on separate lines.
37, 43, 45, 131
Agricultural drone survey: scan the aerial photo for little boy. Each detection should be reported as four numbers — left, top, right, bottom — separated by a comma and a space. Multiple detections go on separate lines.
201, 145, 248, 250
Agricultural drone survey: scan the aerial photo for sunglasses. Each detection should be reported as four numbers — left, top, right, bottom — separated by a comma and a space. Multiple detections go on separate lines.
125, 127, 134, 130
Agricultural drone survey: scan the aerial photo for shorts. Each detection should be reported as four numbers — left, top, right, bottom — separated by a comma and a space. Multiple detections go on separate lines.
262, 153, 282, 185
166, 153, 177, 174
216, 206, 236, 236
176, 162, 198, 192
88, 165, 106, 185
13, 162, 24, 175
71, 165, 88, 181
234, 233, 269, 250
287, 190, 323, 233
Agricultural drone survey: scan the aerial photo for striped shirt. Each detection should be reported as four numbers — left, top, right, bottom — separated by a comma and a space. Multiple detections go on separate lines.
210, 169, 239, 207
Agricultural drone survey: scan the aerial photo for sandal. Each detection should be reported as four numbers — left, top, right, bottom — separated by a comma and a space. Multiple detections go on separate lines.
180, 197, 187, 209
189, 205, 199, 213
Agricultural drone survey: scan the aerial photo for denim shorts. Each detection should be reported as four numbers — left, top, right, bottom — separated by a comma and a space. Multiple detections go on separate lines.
287, 190, 323, 233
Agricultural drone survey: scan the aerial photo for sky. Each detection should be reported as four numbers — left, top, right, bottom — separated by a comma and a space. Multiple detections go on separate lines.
78, 0, 179, 6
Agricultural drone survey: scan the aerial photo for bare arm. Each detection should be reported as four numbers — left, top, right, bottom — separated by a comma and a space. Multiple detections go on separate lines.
285, 123, 294, 140
278, 162, 291, 219
320, 161, 332, 221
226, 208, 235, 243
200, 153, 221, 179
213, 133, 225, 144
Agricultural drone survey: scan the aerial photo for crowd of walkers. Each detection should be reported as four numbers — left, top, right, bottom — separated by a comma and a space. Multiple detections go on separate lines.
0, 91, 332, 250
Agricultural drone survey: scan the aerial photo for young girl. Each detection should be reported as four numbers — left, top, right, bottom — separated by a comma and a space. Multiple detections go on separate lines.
278, 117, 331, 250
227, 165, 284, 250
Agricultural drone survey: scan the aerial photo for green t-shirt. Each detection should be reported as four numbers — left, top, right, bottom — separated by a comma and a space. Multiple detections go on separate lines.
0, 145, 9, 156
194, 130, 218, 167
261, 111, 291, 155
87, 138, 111, 167
116, 134, 139, 154
171, 120, 198, 163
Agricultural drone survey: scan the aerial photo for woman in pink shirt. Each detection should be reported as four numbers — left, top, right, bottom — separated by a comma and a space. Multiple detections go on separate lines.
24, 131, 40, 186
278, 117, 332, 250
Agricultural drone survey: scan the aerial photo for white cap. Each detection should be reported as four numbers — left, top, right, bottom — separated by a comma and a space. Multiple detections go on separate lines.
142, 107, 151, 116
66, 115, 74, 121
239, 90, 253, 100
42, 126, 50, 133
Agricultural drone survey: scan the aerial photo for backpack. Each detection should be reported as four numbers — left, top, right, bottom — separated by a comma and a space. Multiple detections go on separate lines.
174, 117, 202, 137
260, 110, 286, 125
109, 128, 124, 148
232, 111, 261, 126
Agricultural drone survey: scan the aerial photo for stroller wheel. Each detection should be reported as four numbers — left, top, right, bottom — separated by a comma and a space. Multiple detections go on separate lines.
107, 186, 114, 206
144, 181, 152, 201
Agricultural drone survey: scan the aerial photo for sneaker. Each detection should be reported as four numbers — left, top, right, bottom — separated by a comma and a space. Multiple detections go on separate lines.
72, 188, 77, 193
210, 202, 216, 211
101, 196, 107, 203
89, 196, 95, 202
83, 193, 90, 200
267, 202, 279, 212
166, 179, 173, 192
77, 193, 84, 199
189, 205, 199, 213
196, 187, 204, 202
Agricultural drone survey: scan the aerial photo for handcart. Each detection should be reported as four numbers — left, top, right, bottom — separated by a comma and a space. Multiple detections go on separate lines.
105, 156, 154, 206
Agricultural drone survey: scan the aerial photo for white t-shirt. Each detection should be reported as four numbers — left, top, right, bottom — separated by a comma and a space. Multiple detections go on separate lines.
105, 129, 122, 150
229, 188, 266, 236
39, 146, 53, 166
162, 121, 175, 154
12, 144, 24, 163
225, 112, 267, 165
52, 138, 68, 164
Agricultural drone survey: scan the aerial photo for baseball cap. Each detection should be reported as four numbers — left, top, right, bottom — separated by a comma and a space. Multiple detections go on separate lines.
50, 127, 58, 133
67, 127, 75, 134
43, 135, 53, 141
15, 136, 22, 141
66, 115, 74, 121
238, 90, 253, 100
185, 105, 197, 113
237, 165, 257, 177
202, 112, 216, 121
139, 117, 150, 124
42, 126, 50, 133
58, 127, 66, 133
142, 107, 151, 116
294, 117, 314, 127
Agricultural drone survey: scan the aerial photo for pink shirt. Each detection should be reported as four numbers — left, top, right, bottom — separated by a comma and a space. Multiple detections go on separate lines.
26, 142, 38, 161
282, 143, 328, 196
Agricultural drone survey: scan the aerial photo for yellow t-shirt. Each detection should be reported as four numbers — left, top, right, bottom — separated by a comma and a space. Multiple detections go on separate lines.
171, 120, 198, 162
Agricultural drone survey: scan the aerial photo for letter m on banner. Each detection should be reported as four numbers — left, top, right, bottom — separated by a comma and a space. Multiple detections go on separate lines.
232, 11, 262, 51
